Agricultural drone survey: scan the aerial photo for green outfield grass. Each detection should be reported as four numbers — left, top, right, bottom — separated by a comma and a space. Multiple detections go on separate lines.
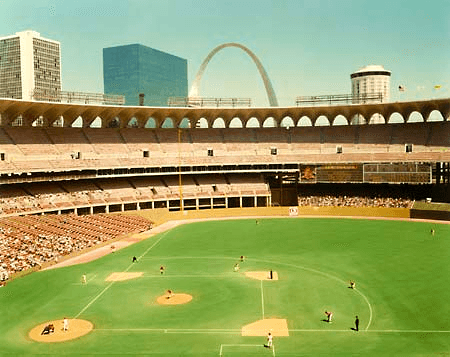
1, 217, 449, 356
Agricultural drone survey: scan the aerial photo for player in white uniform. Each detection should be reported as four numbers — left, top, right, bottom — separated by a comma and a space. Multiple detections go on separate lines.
266, 332, 273, 348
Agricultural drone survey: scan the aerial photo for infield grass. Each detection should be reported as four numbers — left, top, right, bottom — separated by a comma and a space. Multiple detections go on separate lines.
0, 217, 449, 356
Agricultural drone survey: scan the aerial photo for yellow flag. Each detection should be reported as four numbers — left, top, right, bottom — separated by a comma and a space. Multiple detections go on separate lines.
434, 85, 442, 90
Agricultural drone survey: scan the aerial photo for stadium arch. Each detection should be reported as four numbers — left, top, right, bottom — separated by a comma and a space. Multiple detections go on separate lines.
189, 42, 279, 107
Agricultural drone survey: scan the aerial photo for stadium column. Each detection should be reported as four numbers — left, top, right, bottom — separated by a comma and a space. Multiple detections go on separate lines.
254, 196, 257, 207
105, 205, 109, 213
240, 196, 243, 208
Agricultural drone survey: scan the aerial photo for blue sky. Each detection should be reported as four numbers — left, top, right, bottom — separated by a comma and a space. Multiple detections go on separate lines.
1, 0, 449, 107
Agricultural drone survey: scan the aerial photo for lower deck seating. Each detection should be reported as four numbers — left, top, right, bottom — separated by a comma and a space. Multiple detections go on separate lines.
0, 214, 152, 276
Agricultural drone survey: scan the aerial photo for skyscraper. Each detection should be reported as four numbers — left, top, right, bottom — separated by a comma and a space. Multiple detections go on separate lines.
103, 44, 187, 107
0, 30, 61, 101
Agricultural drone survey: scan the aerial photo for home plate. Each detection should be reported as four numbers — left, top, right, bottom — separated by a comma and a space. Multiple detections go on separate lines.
241, 318, 289, 336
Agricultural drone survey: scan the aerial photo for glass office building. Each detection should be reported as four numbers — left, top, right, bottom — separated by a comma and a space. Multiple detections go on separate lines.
103, 44, 187, 107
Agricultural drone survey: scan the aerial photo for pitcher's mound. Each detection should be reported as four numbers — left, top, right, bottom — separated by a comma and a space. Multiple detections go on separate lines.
29, 319, 93, 343
105, 272, 143, 281
245, 271, 278, 281
156, 293, 193, 305
242, 318, 289, 336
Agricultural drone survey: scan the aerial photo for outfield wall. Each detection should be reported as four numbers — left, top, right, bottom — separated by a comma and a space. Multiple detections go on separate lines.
132, 206, 410, 226
410, 209, 450, 221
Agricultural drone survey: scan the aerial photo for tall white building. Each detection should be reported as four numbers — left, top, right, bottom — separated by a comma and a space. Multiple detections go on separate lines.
0, 30, 61, 101
351, 65, 391, 124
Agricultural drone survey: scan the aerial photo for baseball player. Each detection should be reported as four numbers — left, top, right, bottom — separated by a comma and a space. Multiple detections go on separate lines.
266, 332, 273, 348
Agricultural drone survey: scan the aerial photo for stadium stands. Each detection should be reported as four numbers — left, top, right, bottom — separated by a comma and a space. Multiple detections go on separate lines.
0, 213, 152, 276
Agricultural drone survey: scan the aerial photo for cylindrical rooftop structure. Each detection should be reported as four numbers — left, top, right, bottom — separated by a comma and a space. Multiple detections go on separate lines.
351, 65, 391, 102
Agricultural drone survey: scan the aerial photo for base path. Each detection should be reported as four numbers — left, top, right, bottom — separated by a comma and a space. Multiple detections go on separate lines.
29, 319, 93, 343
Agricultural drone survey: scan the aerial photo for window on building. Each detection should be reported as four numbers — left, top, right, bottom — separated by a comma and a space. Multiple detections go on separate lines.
207, 149, 214, 157
405, 144, 413, 153
271, 147, 277, 155
336, 146, 343, 154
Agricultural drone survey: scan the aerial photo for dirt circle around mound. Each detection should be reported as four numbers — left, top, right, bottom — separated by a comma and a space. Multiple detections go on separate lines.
156, 293, 193, 305
29, 319, 93, 343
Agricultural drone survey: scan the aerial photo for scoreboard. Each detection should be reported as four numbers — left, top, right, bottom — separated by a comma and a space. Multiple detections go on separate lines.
300, 163, 431, 184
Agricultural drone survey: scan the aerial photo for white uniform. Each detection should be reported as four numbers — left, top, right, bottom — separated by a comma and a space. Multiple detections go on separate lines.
267, 333, 273, 347
82, 275, 87, 284
63, 318, 69, 331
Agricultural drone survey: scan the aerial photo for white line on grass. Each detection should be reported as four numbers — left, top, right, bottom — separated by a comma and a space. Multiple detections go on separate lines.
137, 256, 238, 261
354, 288, 373, 331
96, 328, 241, 334
250, 258, 374, 331
261, 280, 265, 320
74, 282, 115, 318
140, 274, 235, 279
94, 327, 450, 334
74, 232, 168, 319
219, 344, 266, 357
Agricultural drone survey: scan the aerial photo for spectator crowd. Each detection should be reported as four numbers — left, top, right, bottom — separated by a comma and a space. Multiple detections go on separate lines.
298, 195, 412, 208
0, 214, 152, 278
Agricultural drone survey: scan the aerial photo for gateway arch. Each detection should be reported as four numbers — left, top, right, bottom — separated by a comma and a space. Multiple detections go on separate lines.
189, 42, 279, 107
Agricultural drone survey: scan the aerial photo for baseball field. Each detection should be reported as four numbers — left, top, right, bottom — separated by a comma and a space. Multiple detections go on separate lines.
1, 217, 449, 356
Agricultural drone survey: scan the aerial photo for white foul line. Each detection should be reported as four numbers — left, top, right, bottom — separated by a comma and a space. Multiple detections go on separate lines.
219, 344, 270, 357
94, 327, 450, 334
75, 232, 168, 319
261, 280, 265, 320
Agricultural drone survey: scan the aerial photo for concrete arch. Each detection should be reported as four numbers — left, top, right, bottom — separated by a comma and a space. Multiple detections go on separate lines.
189, 42, 279, 107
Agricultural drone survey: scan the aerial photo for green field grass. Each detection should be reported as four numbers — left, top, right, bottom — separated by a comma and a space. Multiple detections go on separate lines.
1, 217, 449, 356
